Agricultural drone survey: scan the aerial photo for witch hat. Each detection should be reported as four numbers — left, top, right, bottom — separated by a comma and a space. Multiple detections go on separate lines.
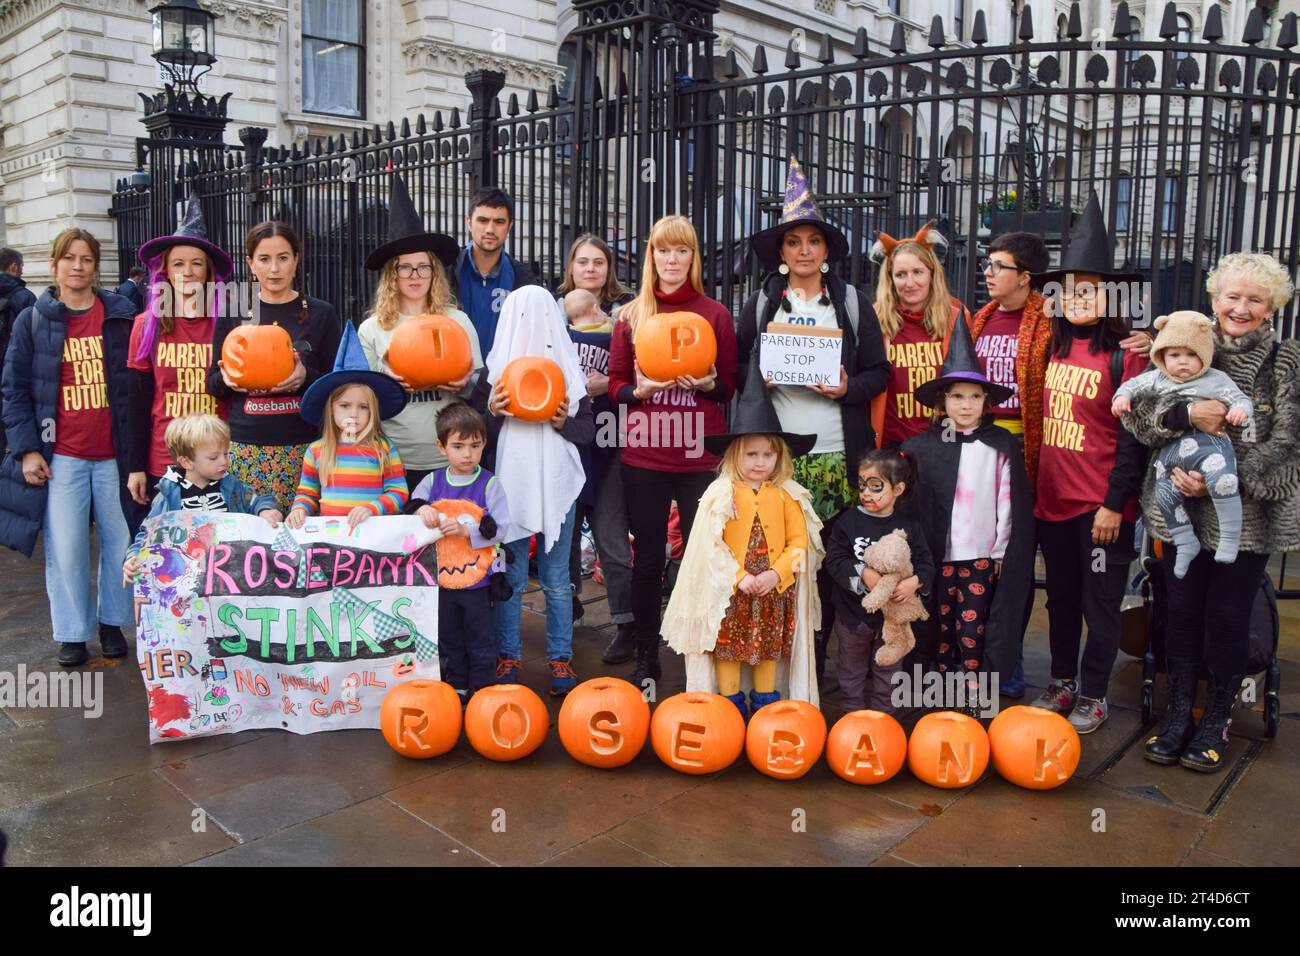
137, 191, 233, 277
365, 175, 458, 271
750, 156, 849, 271
703, 361, 817, 459
1032, 190, 1143, 287
299, 321, 408, 427
914, 308, 1014, 410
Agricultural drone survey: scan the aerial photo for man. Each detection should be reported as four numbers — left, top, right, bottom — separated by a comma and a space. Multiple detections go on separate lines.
455, 188, 541, 354
116, 265, 147, 314
0, 248, 38, 448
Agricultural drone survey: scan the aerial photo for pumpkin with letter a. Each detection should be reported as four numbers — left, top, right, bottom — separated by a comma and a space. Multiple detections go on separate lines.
388, 313, 473, 389
635, 311, 717, 382
906, 711, 990, 789
221, 323, 295, 390
464, 684, 549, 761
825, 710, 908, 785
380, 679, 462, 759
987, 705, 1080, 790
499, 356, 566, 422
650, 692, 745, 775
430, 498, 495, 589
558, 678, 650, 768
745, 699, 827, 780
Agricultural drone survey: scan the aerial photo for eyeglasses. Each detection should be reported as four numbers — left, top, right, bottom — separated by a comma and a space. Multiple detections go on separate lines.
979, 257, 1023, 276
395, 264, 435, 278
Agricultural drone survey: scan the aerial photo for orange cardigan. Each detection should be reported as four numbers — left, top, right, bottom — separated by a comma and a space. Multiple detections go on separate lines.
723, 481, 807, 592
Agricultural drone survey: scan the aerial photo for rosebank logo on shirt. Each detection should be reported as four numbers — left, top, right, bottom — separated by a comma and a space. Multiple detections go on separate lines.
243, 396, 303, 415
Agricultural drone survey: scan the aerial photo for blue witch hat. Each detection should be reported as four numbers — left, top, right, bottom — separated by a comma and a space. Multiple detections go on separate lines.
299, 321, 408, 427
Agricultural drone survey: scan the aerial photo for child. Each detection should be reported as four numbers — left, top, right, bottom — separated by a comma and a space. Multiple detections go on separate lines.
563, 288, 610, 332
663, 398, 823, 719
1113, 310, 1252, 577
406, 403, 511, 702
123, 414, 283, 583
825, 449, 934, 713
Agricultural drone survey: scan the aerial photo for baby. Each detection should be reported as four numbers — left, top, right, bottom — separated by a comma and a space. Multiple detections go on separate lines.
1113, 310, 1253, 578
563, 288, 610, 331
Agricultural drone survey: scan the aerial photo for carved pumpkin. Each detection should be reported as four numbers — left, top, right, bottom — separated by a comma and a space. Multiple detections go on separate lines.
558, 677, 650, 768
906, 711, 990, 789
379, 679, 462, 759
825, 710, 908, 785
464, 683, 549, 761
430, 498, 495, 589
499, 356, 566, 422
635, 311, 717, 382
650, 692, 745, 775
987, 705, 1080, 790
745, 699, 827, 780
388, 313, 474, 389
221, 324, 296, 390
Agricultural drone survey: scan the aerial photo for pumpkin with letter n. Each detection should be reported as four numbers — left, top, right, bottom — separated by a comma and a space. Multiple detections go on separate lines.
379, 679, 462, 759
559, 678, 650, 768
498, 356, 566, 422
388, 313, 474, 389
464, 684, 549, 761
825, 710, 908, 785
221, 323, 296, 390
745, 699, 826, 780
635, 311, 717, 382
650, 692, 745, 775
429, 498, 495, 589
906, 711, 990, 789
987, 705, 1080, 790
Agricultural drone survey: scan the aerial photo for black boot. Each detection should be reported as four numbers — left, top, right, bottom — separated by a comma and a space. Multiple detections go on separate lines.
99, 623, 128, 658
1144, 662, 1198, 765
602, 622, 636, 664
1179, 674, 1242, 773
57, 642, 88, 667
628, 633, 662, 689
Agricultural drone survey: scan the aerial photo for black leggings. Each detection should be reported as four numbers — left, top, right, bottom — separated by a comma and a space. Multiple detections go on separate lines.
1164, 544, 1269, 681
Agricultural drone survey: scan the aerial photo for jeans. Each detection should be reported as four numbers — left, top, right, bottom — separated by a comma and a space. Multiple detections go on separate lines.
44, 454, 133, 643
569, 458, 634, 625
499, 502, 577, 662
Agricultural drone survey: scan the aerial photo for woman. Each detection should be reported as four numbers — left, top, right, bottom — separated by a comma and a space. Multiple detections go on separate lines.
0, 229, 137, 666
358, 176, 480, 493
557, 232, 634, 314
871, 222, 969, 446
124, 194, 232, 535
1126, 252, 1299, 771
207, 222, 342, 513
607, 214, 739, 687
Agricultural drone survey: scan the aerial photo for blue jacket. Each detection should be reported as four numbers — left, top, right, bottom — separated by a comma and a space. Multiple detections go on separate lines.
0, 273, 37, 319
455, 244, 541, 355
127, 467, 278, 560
0, 287, 137, 556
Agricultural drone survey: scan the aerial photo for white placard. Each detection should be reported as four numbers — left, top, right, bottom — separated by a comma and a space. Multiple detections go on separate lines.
759, 322, 842, 386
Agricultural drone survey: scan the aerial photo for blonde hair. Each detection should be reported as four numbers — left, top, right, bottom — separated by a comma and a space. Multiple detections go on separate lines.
619, 215, 704, 334
874, 240, 955, 340
1206, 252, 1295, 313
717, 433, 795, 485
557, 233, 631, 303
165, 413, 230, 462
371, 253, 455, 331
316, 383, 393, 486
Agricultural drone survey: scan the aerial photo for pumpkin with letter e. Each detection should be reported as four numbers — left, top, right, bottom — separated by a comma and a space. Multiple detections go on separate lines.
650, 692, 745, 775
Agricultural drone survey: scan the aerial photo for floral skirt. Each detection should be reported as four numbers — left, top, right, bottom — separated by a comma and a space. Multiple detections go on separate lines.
229, 441, 308, 514
714, 514, 796, 665
792, 450, 855, 522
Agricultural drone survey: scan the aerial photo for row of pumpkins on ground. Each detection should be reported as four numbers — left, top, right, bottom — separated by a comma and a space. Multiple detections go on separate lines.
380, 677, 1083, 790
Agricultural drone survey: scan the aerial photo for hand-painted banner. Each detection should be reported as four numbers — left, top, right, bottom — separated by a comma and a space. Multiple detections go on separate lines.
132, 512, 441, 742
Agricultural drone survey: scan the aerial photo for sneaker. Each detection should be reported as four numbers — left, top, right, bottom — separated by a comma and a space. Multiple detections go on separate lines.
495, 655, 521, 683
99, 624, 128, 658
1029, 678, 1078, 714
1000, 659, 1026, 698
548, 657, 578, 697
57, 641, 88, 667
1067, 695, 1109, 734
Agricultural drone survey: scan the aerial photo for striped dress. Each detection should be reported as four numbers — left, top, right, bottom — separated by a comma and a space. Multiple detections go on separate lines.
292, 439, 409, 516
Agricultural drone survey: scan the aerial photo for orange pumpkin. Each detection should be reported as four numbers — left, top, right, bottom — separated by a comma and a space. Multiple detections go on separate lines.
379, 679, 462, 759
825, 710, 908, 785
499, 356, 566, 422
464, 683, 549, 761
635, 311, 717, 382
221, 324, 295, 390
650, 692, 745, 775
430, 498, 495, 589
987, 705, 1080, 790
558, 677, 650, 768
745, 699, 827, 780
388, 313, 474, 389
906, 711, 990, 788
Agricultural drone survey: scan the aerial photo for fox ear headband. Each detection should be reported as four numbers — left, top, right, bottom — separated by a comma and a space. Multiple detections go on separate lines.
869, 220, 949, 265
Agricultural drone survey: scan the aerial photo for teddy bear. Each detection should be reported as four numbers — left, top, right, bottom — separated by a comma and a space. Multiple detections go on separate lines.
860, 529, 929, 667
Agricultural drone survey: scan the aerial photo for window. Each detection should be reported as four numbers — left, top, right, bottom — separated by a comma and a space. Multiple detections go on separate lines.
1122, 17, 1143, 84
1057, 14, 1069, 40
887, 0, 901, 14
1174, 13, 1194, 66
953, 0, 964, 41
302, 0, 364, 117
1161, 176, 1180, 231
1115, 175, 1132, 231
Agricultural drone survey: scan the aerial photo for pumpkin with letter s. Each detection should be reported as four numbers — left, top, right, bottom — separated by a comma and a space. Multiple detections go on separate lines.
388, 313, 473, 389
221, 323, 296, 390
429, 498, 495, 589
745, 699, 827, 780
558, 678, 650, 768
906, 711, 990, 789
987, 705, 1080, 790
825, 709, 908, 785
650, 692, 745, 775
635, 311, 717, 382
379, 679, 462, 759
498, 356, 566, 422
464, 684, 549, 761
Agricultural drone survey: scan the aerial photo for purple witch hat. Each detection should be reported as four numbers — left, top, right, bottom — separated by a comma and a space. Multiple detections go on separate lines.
750, 156, 849, 270
913, 309, 1014, 409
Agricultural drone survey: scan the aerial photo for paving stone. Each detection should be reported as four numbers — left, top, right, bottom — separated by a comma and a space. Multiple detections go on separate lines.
542, 835, 667, 867
1195, 725, 1300, 867
1099, 729, 1254, 814
1, 653, 142, 728
1178, 848, 1244, 867
870, 853, 920, 867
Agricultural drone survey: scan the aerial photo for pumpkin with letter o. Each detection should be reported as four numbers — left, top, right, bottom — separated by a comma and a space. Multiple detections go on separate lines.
559, 678, 650, 768
987, 705, 1080, 790
906, 711, 990, 788
825, 710, 908, 785
650, 692, 745, 775
221, 324, 295, 390
430, 498, 495, 589
464, 684, 549, 761
498, 356, 566, 422
745, 699, 827, 780
380, 680, 462, 759
635, 311, 717, 382
388, 313, 473, 389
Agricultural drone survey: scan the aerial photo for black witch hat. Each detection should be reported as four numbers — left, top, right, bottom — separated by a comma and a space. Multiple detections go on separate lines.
703, 361, 817, 459
137, 191, 233, 276
914, 308, 1014, 409
1032, 190, 1143, 287
365, 175, 458, 271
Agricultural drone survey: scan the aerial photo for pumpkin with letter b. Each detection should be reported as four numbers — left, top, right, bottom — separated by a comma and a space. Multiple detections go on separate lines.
650, 692, 745, 775
221, 323, 295, 390
380, 680, 462, 759
987, 705, 1080, 790
429, 498, 495, 589
559, 678, 650, 768
388, 313, 473, 389
906, 711, 989, 789
635, 311, 717, 382
498, 356, 566, 422
825, 710, 908, 785
465, 684, 549, 761
745, 699, 826, 780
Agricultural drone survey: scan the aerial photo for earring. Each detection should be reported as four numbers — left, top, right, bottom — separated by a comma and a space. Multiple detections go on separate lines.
778, 263, 789, 275
820, 262, 829, 274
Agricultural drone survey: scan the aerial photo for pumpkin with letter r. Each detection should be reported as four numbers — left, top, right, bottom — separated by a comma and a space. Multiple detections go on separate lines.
430, 498, 495, 589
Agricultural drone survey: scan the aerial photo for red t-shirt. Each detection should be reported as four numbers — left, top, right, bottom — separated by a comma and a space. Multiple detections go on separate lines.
129, 315, 228, 476
1034, 338, 1146, 522
883, 311, 944, 445
54, 300, 114, 461
974, 307, 1022, 422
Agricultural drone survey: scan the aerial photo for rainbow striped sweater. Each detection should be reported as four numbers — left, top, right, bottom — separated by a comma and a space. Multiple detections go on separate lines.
292, 439, 409, 516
